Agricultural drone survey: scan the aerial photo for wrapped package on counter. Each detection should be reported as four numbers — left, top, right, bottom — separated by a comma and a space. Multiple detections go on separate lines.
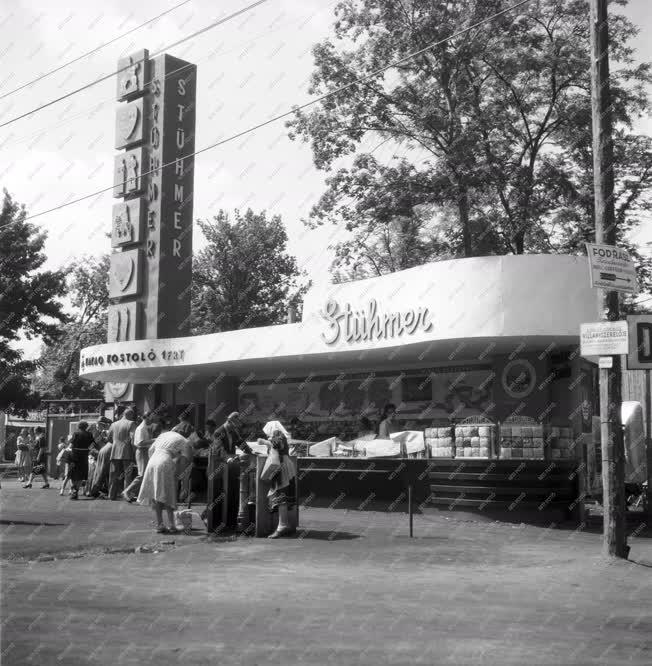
308, 437, 337, 457
235, 441, 270, 456
390, 430, 425, 455
363, 438, 402, 458
252, 440, 270, 455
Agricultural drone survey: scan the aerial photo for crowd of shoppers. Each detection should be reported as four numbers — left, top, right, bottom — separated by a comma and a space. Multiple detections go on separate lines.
13, 408, 297, 538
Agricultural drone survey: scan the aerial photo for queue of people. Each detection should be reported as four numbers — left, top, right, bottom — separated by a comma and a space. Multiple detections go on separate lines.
14, 408, 298, 539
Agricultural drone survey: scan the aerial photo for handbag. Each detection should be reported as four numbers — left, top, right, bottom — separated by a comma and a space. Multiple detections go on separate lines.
32, 464, 45, 475
260, 447, 281, 482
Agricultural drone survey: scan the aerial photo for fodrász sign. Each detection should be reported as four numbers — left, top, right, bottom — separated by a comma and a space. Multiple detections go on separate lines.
585, 242, 638, 294
320, 298, 433, 345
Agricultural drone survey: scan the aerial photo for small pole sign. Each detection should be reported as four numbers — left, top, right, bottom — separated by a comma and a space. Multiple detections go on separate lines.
585, 243, 638, 294
580, 321, 629, 357
627, 314, 652, 370
599, 356, 613, 369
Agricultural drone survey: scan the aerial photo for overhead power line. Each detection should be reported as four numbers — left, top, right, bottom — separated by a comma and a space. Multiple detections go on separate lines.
0, 0, 193, 102
0, 0, 271, 129
2, 0, 533, 227
1, 2, 337, 151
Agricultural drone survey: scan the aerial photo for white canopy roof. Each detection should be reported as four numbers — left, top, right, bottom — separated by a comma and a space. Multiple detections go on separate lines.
80, 254, 598, 383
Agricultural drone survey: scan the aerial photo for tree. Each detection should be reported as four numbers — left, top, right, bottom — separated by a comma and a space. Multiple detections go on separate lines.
0, 190, 67, 411
33, 256, 109, 399
191, 209, 308, 333
308, 154, 503, 279
288, 0, 651, 283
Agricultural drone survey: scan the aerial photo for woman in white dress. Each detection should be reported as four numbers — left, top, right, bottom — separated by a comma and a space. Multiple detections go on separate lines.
137, 422, 194, 534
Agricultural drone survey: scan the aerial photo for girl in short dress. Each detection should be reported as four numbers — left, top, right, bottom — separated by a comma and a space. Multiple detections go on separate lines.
56, 440, 73, 496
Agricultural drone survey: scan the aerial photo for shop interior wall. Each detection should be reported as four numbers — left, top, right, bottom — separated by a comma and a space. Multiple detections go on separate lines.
233, 353, 566, 429
205, 375, 239, 426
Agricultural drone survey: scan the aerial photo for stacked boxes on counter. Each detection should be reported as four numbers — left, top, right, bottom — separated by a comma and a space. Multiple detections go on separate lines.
424, 426, 455, 458
453, 424, 495, 459
499, 424, 545, 459
547, 426, 575, 459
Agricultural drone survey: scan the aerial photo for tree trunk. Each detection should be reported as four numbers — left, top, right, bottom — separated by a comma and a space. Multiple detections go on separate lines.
457, 186, 473, 257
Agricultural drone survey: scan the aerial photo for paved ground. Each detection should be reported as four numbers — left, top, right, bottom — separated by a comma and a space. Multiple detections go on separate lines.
2, 477, 652, 665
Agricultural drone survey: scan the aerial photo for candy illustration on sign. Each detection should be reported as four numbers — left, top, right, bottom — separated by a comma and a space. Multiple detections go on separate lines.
320, 298, 433, 344
111, 254, 134, 292
112, 203, 134, 244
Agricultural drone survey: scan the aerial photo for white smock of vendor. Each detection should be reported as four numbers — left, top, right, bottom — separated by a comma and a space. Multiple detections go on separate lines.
378, 403, 399, 438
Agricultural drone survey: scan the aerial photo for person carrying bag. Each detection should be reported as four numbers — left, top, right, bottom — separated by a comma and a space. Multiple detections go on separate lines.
259, 421, 296, 539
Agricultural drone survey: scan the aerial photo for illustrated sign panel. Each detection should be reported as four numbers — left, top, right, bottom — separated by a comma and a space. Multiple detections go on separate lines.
105, 48, 197, 401
580, 321, 629, 357
627, 314, 652, 370
107, 302, 141, 343
111, 198, 144, 247
115, 98, 145, 149
116, 49, 148, 101
586, 242, 638, 294
113, 146, 146, 197
108, 249, 142, 299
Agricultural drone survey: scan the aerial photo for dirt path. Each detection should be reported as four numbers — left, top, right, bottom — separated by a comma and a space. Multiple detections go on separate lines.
2, 479, 652, 665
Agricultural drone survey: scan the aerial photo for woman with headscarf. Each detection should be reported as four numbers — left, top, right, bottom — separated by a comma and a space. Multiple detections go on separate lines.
90, 433, 113, 499
69, 421, 96, 500
262, 422, 296, 539
137, 422, 194, 534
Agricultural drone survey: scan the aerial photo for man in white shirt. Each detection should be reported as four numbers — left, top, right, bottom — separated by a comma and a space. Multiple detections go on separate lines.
121, 412, 154, 502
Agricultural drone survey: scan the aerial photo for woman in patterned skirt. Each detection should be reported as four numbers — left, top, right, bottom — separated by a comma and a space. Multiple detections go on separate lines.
266, 429, 296, 539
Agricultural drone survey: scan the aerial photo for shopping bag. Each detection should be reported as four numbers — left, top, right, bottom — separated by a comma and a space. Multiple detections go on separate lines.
174, 510, 199, 534
260, 447, 282, 481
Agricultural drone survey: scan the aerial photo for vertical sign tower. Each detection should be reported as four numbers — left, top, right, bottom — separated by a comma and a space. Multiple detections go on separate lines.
106, 50, 197, 405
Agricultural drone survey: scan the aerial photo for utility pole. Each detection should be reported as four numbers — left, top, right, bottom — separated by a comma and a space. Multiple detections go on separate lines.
589, 0, 628, 559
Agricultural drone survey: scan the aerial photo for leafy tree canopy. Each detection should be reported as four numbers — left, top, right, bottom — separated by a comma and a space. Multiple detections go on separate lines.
288, 0, 652, 301
191, 209, 308, 333
0, 190, 67, 411
33, 256, 109, 400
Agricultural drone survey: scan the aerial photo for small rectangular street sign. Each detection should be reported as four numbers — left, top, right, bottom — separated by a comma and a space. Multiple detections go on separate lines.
626, 314, 652, 370
580, 321, 629, 357
599, 356, 613, 368
585, 242, 638, 294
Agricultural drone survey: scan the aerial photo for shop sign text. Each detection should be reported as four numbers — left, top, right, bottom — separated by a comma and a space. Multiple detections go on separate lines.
320, 298, 433, 345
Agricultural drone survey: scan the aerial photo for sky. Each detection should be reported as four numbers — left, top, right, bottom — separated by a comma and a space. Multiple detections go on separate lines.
1, 0, 651, 360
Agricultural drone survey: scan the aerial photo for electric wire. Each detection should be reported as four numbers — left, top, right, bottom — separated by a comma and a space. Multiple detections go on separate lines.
0, 0, 534, 227
0, 0, 193, 101
0, 0, 271, 129
1, 3, 335, 151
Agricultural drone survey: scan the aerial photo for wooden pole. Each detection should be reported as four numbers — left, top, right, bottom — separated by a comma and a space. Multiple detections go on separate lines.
590, 0, 628, 559
645, 370, 652, 521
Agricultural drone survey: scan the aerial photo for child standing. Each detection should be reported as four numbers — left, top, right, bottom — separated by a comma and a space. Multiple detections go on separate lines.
56, 438, 73, 496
